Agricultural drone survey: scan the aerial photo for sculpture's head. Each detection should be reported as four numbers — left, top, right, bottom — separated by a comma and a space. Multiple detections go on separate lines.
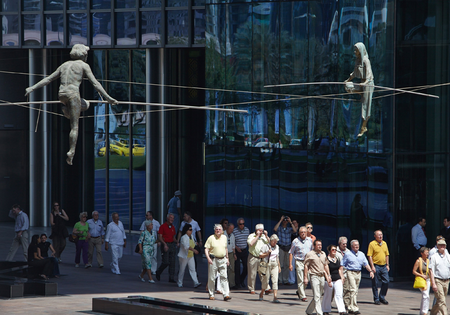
354, 42, 368, 60
70, 44, 90, 62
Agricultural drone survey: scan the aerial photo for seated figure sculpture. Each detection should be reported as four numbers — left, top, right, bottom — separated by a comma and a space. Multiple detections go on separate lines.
344, 42, 374, 137
25, 44, 118, 165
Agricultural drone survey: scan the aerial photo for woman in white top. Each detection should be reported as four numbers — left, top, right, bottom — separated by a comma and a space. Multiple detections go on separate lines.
177, 223, 201, 288
259, 234, 281, 303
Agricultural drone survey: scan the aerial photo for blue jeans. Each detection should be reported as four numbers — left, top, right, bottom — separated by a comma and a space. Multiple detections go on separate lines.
372, 264, 389, 302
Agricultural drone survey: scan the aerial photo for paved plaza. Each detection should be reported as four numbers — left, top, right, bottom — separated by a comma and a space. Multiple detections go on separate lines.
0, 222, 445, 314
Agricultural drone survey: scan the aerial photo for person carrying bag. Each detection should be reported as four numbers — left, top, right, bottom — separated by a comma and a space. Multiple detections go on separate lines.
412, 247, 430, 315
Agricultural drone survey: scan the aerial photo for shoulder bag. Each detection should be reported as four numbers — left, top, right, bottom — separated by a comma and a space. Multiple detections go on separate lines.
413, 258, 428, 290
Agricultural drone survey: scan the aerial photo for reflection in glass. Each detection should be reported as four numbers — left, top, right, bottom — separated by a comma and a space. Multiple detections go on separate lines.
193, 0, 205, 6
23, 0, 40, 10
2, 0, 19, 11
132, 50, 146, 130
92, 13, 111, 45
141, 11, 161, 45
23, 14, 41, 46
167, 10, 188, 45
116, 0, 136, 8
116, 12, 136, 45
226, 147, 251, 215
91, 0, 110, 9
45, 0, 63, 10
69, 13, 88, 45
108, 50, 130, 132
141, 0, 161, 8
69, 0, 87, 10
194, 9, 206, 45
167, 0, 188, 7
2, 15, 19, 46
204, 146, 225, 230
45, 14, 64, 46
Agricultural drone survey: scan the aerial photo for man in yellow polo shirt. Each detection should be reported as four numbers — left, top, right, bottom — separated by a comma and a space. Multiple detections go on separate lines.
367, 230, 390, 305
205, 224, 231, 301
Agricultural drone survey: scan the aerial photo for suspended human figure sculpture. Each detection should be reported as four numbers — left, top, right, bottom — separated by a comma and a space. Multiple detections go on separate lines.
25, 44, 118, 165
344, 42, 374, 137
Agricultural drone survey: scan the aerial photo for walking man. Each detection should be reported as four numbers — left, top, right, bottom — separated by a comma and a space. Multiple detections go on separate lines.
6, 204, 29, 261
233, 217, 250, 288
336, 236, 350, 309
105, 212, 127, 275
140, 211, 160, 274
225, 223, 236, 289
289, 226, 313, 301
340, 240, 374, 315
205, 224, 231, 301
367, 230, 390, 305
273, 215, 297, 285
167, 190, 182, 231
429, 239, 450, 315
156, 213, 178, 282
247, 224, 270, 294
86, 211, 105, 268
412, 217, 427, 257
304, 239, 331, 315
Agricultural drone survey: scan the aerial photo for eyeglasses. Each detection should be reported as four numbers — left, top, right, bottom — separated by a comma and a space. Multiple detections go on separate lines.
307, 227, 313, 230
188, 228, 193, 231
331, 249, 337, 251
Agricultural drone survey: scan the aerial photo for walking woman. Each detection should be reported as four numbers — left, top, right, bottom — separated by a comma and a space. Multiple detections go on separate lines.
178, 223, 201, 288
138, 221, 157, 283
259, 234, 281, 303
73, 212, 89, 268
49, 201, 69, 262
412, 247, 430, 315
322, 244, 346, 315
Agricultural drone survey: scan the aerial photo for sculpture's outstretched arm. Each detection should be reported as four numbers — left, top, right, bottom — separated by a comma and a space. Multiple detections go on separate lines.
25, 67, 62, 97
83, 64, 118, 104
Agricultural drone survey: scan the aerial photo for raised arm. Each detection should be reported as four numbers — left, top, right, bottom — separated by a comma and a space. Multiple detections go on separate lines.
25, 67, 62, 96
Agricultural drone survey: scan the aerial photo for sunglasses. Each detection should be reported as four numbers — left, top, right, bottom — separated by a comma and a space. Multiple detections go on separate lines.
238, 223, 245, 225
331, 249, 337, 251
188, 228, 193, 231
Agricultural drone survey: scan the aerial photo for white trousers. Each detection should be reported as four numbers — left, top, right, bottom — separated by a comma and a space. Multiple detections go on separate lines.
178, 256, 199, 286
420, 279, 431, 314
295, 260, 306, 298
322, 279, 346, 313
110, 244, 123, 274
305, 274, 324, 315
208, 257, 229, 298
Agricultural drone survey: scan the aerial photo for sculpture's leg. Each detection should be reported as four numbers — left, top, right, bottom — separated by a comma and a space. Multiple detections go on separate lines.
66, 97, 82, 165
357, 118, 369, 137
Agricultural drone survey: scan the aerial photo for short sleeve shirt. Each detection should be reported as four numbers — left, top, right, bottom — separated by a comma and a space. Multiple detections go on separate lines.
205, 234, 227, 258
179, 219, 201, 242
304, 250, 327, 275
367, 240, 389, 265
158, 222, 176, 243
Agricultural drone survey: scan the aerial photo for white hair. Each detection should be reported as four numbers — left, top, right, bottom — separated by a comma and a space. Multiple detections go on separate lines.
255, 224, 264, 231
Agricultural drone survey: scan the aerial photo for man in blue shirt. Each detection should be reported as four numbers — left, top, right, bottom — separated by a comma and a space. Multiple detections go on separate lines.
86, 211, 105, 268
340, 240, 374, 315
6, 204, 30, 261
167, 190, 181, 231
274, 215, 297, 285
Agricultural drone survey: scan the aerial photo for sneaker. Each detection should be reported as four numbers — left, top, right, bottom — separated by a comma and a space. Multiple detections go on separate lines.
178, 284, 183, 288
75, 264, 79, 268
138, 275, 145, 282
148, 280, 155, 284
99, 264, 104, 268
194, 282, 202, 288
85, 264, 92, 269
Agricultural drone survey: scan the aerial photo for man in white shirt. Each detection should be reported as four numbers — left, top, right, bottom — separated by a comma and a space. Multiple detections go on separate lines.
177, 211, 202, 246
105, 212, 127, 275
429, 239, 450, 315
140, 211, 160, 274
412, 217, 427, 257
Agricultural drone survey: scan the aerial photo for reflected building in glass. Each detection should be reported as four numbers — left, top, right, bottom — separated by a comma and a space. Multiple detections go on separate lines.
0, 0, 447, 279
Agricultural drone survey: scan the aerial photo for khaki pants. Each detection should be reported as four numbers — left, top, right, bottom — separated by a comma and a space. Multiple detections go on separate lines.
279, 249, 290, 284
431, 278, 449, 315
295, 260, 306, 299
261, 260, 279, 291
347, 270, 361, 312
208, 257, 230, 298
305, 274, 324, 315
343, 271, 350, 307
227, 252, 236, 288
6, 231, 29, 262
88, 237, 104, 266
247, 254, 270, 292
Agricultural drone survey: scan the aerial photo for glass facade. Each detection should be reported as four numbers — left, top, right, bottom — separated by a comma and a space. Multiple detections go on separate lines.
205, 0, 450, 278
0, 0, 205, 48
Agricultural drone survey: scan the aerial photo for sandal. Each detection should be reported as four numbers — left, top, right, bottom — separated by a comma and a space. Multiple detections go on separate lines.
39, 274, 49, 280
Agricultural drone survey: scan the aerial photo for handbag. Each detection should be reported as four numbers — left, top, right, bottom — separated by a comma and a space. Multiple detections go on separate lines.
135, 231, 146, 253
413, 258, 428, 290
68, 233, 79, 243
258, 259, 268, 276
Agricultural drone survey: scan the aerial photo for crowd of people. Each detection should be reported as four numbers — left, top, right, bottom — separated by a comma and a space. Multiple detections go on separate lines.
8, 199, 450, 315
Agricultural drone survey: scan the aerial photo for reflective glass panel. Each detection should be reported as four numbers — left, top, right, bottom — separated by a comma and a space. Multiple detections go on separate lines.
68, 13, 88, 45
92, 13, 111, 45
2, 0, 18, 11
167, 0, 188, 7
23, 14, 41, 46
45, 0, 63, 10
2, 15, 19, 46
194, 9, 206, 45
116, 0, 136, 8
23, 0, 40, 10
116, 12, 136, 45
204, 146, 226, 229
166, 10, 188, 45
141, 11, 161, 45
140, 0, 161, 8
225, 147, 251, 217
91, 0, 110, 9
69, 0, 87, 10
194, 0, 205, 6
45, 14, 64, 46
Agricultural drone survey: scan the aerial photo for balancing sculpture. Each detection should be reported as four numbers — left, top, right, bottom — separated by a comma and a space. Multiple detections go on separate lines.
344, 42, 374, 138
25, 44, 118, 165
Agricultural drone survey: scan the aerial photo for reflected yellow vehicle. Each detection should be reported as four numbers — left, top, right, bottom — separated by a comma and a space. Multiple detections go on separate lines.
98, 141, 145, 156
